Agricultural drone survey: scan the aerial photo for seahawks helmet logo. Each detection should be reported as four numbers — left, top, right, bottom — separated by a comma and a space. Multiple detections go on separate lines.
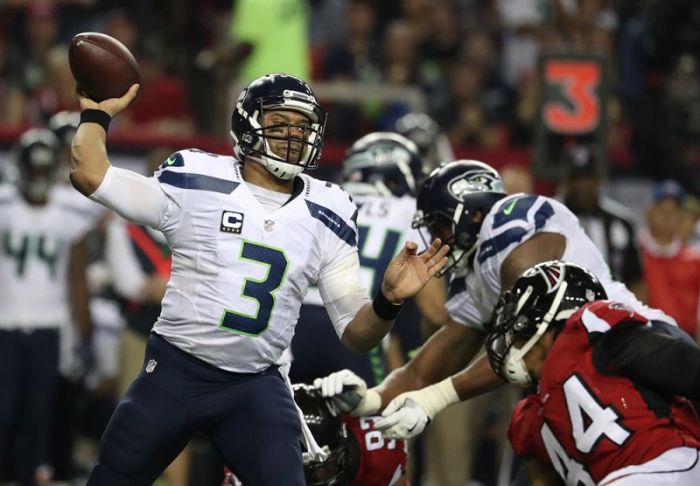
448, 169, 504, 199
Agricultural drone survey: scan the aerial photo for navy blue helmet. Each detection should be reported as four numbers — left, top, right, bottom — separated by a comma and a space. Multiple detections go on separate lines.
230, 73, 327, 180
342, 132, 423, 197
486, 261, 606, 385
13, 128, 61, 203
413, 160, 506, 274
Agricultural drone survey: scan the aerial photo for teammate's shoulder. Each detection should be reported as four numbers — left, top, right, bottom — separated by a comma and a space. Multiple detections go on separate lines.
484, 193, 562, 233
153, 149, 240, 194
573, 300, 648, 334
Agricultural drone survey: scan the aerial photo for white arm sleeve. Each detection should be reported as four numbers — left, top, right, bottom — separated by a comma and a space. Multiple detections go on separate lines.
105, 219, 147, 301
318, 251, 371, 338
89, 166, 174, 230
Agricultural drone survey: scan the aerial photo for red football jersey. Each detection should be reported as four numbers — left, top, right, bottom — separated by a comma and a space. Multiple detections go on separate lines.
343, 415, 408, 486
508, 300, 700, 485
223, 415, 407, 486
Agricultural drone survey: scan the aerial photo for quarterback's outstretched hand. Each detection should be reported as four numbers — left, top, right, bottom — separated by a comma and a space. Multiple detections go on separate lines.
381, 239, 449, 304
313, 369, 381, 416
77, 83, 140, 117
374, 378, 460, 439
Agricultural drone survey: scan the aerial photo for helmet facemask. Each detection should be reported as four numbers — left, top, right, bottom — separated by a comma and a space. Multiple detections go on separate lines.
487, 281, 570, 386
303, 442, 348, 486
231, 90, 326, 180
412, 202, 480, 277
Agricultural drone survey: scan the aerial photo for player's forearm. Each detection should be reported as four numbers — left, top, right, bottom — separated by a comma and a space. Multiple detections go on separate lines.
341, 303, 394, 353
452, 352, 505, 400
70, 122, 110, 196
377, 321, 485, 405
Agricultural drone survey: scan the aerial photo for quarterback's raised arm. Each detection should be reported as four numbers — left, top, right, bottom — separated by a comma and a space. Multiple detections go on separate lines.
70, 84, 139, 195
70, 85, 171, 228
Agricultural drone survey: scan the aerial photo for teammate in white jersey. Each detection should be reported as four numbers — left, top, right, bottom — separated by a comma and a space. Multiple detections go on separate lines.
291, 132, 448, 387
317, 160, 680, 440
69, 73, 448, 485
0, 128, 93, 485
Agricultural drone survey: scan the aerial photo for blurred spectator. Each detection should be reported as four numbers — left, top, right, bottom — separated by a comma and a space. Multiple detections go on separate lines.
308, 0, 347, 48
0, 34, 26, 127
103, 8, 139, 52
557, 144, 645, 297
639, 180, 700, 341
681, 195, 700, 248
321, 0, 381, 141
118, 40, 194, 136
495, 0, 547, 89
322, 0, 380, 82
398, 0, 431, 46
381, 20, 420, 88
433, 61, 507, 148
419, 0, 461, 79
501, 163, 534, 195
26, 45, 80, 123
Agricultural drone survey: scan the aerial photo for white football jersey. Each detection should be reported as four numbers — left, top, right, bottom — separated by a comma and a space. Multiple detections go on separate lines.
0, 185, 94, 329
304, 188, 423, 306
96, 149, 366, 373
447, 194, 674, 331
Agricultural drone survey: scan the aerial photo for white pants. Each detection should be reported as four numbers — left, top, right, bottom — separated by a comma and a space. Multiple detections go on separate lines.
600, 447, 700, 485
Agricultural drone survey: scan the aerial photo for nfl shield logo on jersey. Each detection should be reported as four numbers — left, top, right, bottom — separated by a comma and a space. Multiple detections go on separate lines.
264, 220, 275, 232
146, 359, 158, 373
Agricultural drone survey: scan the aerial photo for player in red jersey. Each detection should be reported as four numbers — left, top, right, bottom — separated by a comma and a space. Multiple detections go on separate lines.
223, 384, 407, 486
486, 260, 700, 486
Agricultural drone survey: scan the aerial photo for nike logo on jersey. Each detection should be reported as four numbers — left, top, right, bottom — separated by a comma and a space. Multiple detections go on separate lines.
503, 199, 518, 215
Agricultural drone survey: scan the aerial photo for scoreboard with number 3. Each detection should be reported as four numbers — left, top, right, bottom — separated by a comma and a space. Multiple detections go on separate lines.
533, 54, 608, 178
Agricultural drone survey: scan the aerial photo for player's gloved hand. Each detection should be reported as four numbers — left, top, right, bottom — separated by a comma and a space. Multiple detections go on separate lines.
313, 369, 382, 416
374, 398, 430, 439
374, 378, 459, 439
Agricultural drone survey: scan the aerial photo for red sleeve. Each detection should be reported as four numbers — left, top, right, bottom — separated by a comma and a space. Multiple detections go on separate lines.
508, 395, 543, 457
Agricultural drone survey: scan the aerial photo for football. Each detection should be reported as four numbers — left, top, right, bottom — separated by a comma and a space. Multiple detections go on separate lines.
69, 32, 140, 102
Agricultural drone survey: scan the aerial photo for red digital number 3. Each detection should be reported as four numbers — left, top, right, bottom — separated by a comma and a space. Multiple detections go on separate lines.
544, 61, 601, 134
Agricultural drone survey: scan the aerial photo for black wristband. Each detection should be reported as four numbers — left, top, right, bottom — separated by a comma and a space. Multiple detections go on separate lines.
372, 291, 404, 321
80, 109, 112, 132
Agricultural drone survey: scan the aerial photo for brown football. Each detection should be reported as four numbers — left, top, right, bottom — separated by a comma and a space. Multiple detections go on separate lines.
69, 32, 140, 102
